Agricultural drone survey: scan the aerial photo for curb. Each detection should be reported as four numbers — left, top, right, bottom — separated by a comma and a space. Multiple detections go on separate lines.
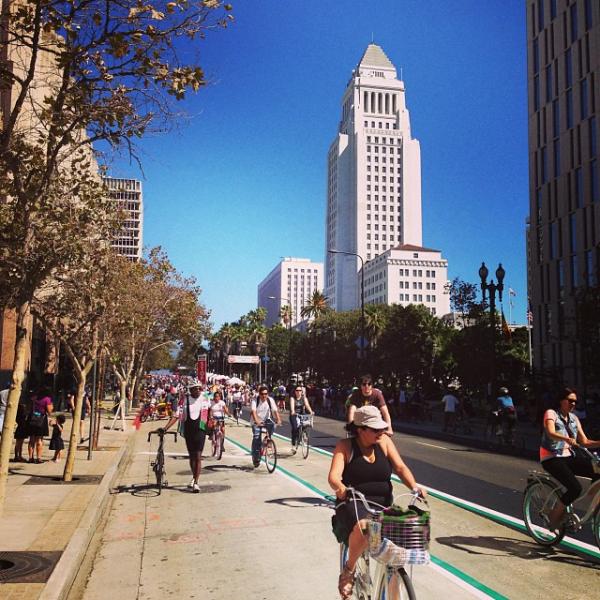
39, 432, 135, 600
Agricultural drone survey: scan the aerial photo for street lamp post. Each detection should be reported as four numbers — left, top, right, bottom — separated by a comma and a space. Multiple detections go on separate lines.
478, 262, 506, 400
268, 295, 293, 383
327, 249, 366, 366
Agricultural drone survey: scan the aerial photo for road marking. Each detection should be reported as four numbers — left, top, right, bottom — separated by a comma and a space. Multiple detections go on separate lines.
225, 433, 507, 599
416, 441, 449, 450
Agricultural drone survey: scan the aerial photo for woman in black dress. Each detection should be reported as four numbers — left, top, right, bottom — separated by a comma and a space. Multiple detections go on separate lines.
328, 405, 426, 599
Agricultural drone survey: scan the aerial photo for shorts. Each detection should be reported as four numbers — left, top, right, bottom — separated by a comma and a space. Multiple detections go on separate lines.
184, 427, 206, 454
333, 493, 391, 544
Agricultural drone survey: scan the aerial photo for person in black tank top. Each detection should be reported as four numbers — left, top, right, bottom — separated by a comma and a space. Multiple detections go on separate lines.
328, 405, 426, 600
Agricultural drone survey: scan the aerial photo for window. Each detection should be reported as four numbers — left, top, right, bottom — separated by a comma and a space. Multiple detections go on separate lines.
570, 213, 577, 253
534, 75, 540, 111
567, 89, 573, 128
591, 160, 599, 202
571, 255, 578, 289
553, 99, 559, 137
576, 167, 583, 207
570, 3, 578, 42
546, 64, 552, 102
565, 48, 572, 88
554, 141, 560, 177
533, 38, 539, 74
591, 117, 597, 157
581, 79, 588, 119
585, 0, 593, 29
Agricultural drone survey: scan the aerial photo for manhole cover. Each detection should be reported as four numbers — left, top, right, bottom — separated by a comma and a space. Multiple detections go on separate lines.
24, 474, 103, 485
197, 484, 231, 494
0, 551, 62, 583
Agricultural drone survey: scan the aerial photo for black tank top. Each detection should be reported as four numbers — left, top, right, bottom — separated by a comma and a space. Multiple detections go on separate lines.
342, 438, 393, 507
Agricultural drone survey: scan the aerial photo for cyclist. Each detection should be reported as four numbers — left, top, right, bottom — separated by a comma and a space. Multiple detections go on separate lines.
164, 380, 210, 493
250, 385, 282, 467
289, 385, 314, 454
328, 405, 426, 599
540, 387, 600, 529
209, 389, 229, 443
496, 387, 517, 442
346, 375, 393, 435
231, 386, 243, 419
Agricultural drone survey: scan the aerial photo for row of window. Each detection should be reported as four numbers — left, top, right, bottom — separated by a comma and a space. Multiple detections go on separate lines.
367, 224, 397, 231
399, 268, 438, 277
366, 136, 401, 145
399, 281, 437, 290
367, 214, 401, 222
364, 121, 398, 130
398, 293, 437, 303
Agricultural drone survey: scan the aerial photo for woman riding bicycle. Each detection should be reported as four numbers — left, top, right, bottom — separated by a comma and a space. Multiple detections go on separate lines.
210, 389, 229, 432
540, 387, 600, 529
328, 405, 426, 599
289, 385, 314, 454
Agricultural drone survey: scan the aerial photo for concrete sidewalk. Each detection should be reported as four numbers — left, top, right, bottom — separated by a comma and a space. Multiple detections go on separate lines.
0, 414, 135, 600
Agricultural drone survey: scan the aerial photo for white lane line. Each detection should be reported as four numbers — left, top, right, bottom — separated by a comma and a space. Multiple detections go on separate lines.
416, 441, 449, 450
428, 561, 496, 600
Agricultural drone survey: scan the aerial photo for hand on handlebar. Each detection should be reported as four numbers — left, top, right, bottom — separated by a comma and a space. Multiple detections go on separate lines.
412, 485, 428, 500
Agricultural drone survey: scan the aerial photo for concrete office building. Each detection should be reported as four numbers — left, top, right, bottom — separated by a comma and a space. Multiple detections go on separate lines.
258, 258, 324, 328
324, 44, 423, 311
104, 177, 144, 261
361, 244, 450, 316
525, 0, 599, 386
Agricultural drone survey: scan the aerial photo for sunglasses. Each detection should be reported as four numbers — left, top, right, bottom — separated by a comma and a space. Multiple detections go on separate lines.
361, 381, 373, 386
295, 389, 303, 392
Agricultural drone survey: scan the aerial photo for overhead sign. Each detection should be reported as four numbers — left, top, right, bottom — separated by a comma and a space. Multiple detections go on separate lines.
196, 354, 207, 384
227, 355, 260, 364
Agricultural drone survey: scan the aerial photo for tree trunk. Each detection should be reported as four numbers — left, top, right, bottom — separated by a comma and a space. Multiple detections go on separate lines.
63, 377, 86, 482
0, 302, 32, 516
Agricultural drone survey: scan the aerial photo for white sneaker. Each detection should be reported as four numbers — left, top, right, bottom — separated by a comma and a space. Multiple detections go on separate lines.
192, 482, 200, 493
187, 478, 195, 489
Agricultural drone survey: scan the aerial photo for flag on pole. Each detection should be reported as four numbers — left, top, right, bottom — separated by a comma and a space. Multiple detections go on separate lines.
502, 310, 512, 342
526, 300, 534, 325
508, 287, 517, 297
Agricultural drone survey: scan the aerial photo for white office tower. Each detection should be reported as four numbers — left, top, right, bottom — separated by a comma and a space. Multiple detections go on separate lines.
258, 258, 324, 328
103, 177, 144, 262
325, 44, 422, 311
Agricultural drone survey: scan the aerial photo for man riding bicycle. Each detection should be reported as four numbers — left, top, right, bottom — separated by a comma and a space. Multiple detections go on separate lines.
250, 385, 282, 467
346, 375, 393, 435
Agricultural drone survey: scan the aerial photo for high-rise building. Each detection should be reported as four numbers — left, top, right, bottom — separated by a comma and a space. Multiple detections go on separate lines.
104, 177, 144, 261
325, 44, 423, 311
526, 0, 599, 385
258, 258, 324, 328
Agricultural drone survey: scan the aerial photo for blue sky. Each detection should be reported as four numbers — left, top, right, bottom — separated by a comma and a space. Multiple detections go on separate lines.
112, 0, 530, 329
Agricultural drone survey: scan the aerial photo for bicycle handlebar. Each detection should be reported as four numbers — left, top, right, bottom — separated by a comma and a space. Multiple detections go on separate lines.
147, 429, 178, 443
337, 487, 427, 514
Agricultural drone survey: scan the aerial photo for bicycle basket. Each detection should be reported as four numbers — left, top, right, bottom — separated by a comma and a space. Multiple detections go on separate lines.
379, 506, 430, 551
299, 414, 313, 427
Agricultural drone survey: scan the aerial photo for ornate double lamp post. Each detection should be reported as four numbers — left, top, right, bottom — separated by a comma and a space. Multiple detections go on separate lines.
478, 262, 506, 400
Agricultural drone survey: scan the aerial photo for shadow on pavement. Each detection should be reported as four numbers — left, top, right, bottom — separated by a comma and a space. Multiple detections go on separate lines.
265, 496, 333, 509
436, 535, 600, 567
110, 483, 161, 498
198, 464, 256, 474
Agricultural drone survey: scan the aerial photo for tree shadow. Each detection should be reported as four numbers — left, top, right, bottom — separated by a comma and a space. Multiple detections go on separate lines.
435, 535, 600, 567
196, 464, 256, 474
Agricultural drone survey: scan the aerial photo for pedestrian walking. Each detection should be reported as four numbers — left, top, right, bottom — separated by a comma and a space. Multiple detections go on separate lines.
441, 389, 459, 433
28, 387, 53, 463
12, 402, 28, 462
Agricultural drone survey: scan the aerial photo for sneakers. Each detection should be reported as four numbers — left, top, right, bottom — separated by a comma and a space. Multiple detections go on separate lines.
187, 478, 195, 489
291, 447, 297, 455
192, 482, 200, 493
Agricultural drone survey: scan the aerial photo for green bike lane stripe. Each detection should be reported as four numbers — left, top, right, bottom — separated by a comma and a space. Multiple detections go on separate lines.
225, 432, 508, 600
269, 429, 600, 562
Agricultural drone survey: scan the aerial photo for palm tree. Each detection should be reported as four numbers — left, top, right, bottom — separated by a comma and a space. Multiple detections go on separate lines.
301, 290, 329, 322
365, 305, 387, 349
279, 304, 293, 327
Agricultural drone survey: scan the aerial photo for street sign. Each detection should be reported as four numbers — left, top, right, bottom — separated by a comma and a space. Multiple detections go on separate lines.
355, 336, 369, 350
262, 356, 270, 362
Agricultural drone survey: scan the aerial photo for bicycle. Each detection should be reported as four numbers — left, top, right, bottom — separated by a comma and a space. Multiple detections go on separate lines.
523, 446, 600, 547
211, 417, 225, 461
334, 488, 429, 600
147, 429, 177, 494
254, 421, 277, 473
293, 413, 313, 459
232, 401, 242, 425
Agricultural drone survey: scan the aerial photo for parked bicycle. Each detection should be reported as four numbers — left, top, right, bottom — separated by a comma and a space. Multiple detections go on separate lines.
294, 413, 313, 459
211, 417, 225, 461
147, 428, 177, 494
333, 487, 430, 600
523, 446, 600, 547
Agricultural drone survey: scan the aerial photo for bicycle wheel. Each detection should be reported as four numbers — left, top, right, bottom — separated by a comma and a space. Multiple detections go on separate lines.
216, 431, 224, 461
140, 411, 148, 423
301, 427, 310, 459
523, 480, 566, 546
264, 438, 277, 473
592, 506, 600, 550
375, 566, 415, 600
211, 432, 218, 457
154, 449, 164, 493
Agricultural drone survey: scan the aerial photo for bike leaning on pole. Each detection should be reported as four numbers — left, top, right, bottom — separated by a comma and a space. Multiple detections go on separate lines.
147, 428, 177, 494
333, 487, 430, 600
522, 446, 600, 547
